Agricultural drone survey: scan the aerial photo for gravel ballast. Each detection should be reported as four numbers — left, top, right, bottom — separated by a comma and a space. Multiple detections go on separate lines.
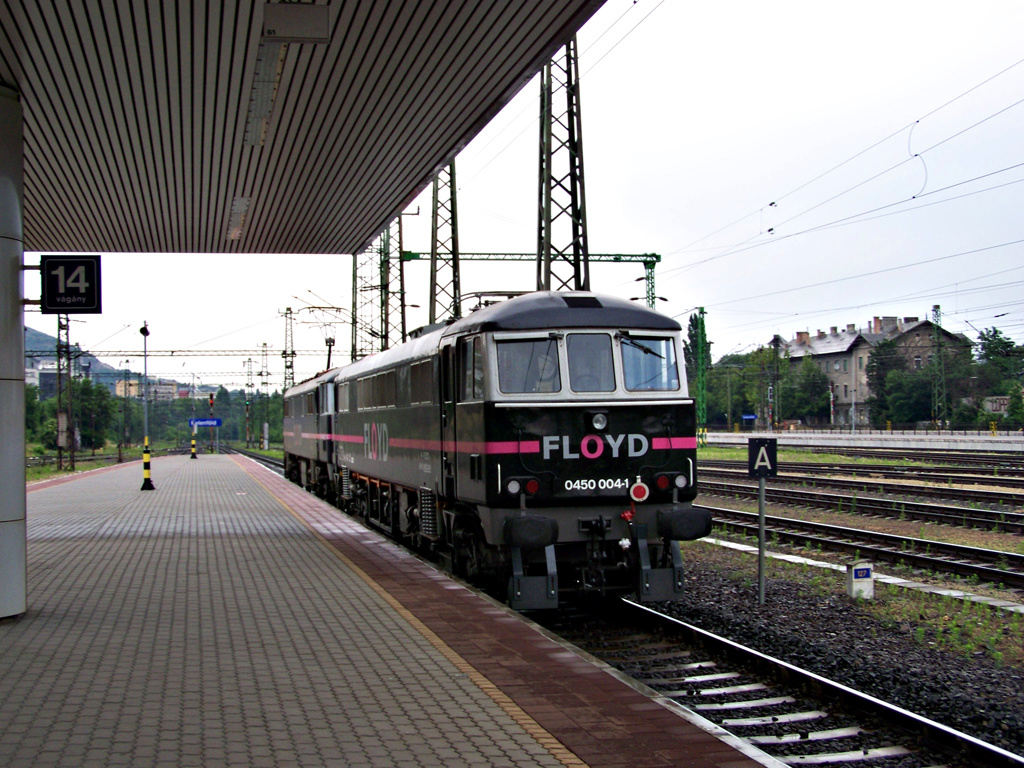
658, 565, 1024, 758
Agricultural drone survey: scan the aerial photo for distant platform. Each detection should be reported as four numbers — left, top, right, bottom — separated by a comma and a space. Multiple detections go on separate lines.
707, 430, 1024, 453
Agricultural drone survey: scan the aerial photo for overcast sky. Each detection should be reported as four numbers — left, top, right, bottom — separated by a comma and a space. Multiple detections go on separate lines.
24, 0, 1024, 389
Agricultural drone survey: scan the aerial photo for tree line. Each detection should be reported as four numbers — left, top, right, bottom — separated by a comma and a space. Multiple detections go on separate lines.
684, 322, 1024, 430
26, 381, 284, 451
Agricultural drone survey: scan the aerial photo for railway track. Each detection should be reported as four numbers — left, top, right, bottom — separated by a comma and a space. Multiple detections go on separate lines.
702, 504, 1024, 591
701, 466, 1024, 506
536, 599, 1024, 768
225, 446, 285, 473
702, 459, 1024, 489
700, 478, 1024, 534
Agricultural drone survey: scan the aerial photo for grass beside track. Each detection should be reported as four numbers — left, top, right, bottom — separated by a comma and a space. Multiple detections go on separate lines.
238, 446, 284, 461
698, 445, 930, 466
680, 539, 1024, 668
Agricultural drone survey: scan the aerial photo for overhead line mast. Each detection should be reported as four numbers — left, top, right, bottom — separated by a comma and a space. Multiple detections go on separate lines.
281, 307, 296, 391
537, 36, 590, 292
428, 162, 461, 324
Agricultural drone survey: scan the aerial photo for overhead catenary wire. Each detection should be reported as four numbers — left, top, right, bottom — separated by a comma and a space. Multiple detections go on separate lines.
676, 238, 1024, 315
666, 54, 1024, 259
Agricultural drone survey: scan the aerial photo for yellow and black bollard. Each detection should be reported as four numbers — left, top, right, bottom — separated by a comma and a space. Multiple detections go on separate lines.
190, 433, 197, 460
141, 436, 155, 490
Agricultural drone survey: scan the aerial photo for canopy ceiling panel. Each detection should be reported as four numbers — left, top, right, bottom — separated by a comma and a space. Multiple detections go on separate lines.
0, 0, 604, 254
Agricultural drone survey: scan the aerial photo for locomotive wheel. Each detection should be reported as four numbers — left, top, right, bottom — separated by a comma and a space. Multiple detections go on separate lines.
451, 514, 485, 581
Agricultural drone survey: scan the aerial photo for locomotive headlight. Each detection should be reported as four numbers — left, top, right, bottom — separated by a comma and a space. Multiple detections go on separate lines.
591, 413, 608, 430
507, 479, 522, 495
674, 475, 688, 489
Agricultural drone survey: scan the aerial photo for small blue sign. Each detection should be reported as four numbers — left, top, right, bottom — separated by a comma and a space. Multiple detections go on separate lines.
190, 418, 222, 427
853, 567, 871, 579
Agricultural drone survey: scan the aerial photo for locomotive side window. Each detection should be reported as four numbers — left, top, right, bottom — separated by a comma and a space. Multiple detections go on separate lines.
396, 366, 410, 408
410, 360, 433, 404
621, 335, 680, 391
336, 382, 349, 412
472, 338, 484, 399
567, 334, 615, 392
385, 370, 397, 407
496, 338, 561, 394
458, 337, 485, 402
320, 382, 334, 414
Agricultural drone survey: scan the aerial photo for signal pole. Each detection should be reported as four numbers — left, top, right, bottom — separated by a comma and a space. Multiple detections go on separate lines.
260, 343, 270, 450
695, 308, 707, 447
244, 358, 254, 448
931, 304, 948, 428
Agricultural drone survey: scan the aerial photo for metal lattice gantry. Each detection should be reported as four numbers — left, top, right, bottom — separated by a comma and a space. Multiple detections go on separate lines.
281, 307, 297, 391
404, 252, 661, 313
382, 219, 407, 349
351, 218, 406, 362
429, 162, 461, 324
537, 36, 590, 293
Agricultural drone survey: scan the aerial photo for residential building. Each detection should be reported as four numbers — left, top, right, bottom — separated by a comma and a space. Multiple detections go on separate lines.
782, 314, 970, 426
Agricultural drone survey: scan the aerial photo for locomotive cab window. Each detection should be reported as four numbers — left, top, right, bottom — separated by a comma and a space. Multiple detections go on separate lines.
620, 335, 680, 391
567, 333, 615, 392
458, 336, 485, 401
496, 337, 561, 394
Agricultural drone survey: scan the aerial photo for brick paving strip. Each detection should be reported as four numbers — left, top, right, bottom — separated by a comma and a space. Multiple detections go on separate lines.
5, 456, 570, 768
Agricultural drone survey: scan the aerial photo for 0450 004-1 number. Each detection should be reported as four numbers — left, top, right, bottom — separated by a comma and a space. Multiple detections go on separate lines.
564, 477, 631, 491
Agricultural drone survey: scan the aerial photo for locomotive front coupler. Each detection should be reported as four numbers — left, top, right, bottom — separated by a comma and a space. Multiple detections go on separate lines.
577, 516, 611, 536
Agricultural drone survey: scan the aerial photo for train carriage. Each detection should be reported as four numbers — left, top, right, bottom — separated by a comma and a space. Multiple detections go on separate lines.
283, 291, 712, 609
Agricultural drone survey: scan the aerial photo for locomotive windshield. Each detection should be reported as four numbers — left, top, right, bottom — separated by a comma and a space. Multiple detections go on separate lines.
567, 333, 615, 392
621, 335, 680, 391
496, 338, 561, 393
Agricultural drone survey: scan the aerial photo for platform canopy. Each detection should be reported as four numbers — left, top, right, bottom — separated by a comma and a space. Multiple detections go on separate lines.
0, 1, 603, 255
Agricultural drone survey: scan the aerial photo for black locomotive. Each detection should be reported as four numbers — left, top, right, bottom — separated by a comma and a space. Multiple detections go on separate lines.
283, 291, 711, 609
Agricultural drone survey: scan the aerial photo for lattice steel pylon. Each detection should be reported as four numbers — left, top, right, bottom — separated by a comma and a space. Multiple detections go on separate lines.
428, 162, 461, 323
382, 219, 406, 348
281, 307, 296, 391
351, 218, 407, 362
537, 36, 590, 293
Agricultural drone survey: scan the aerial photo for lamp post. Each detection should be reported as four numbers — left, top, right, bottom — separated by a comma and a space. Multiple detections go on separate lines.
140, 322, 155, 490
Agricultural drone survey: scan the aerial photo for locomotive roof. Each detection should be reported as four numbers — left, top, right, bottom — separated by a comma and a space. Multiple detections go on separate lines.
443, 291, 681, 336
284, 292, 681, 394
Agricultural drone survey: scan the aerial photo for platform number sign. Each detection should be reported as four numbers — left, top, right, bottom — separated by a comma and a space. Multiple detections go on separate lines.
747, 438, 778, 478
40, 255, 102, 314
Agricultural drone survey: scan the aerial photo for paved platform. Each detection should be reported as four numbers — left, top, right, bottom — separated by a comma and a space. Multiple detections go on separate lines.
4, 455, 781, 768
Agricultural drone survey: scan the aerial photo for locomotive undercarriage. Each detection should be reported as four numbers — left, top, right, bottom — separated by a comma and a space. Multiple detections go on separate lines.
507, 530, 684, 610
286, 453, 686, 610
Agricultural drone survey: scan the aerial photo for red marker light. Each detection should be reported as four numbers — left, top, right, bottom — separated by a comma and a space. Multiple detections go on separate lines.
655, 474, 670, 490
525, 479, 540, 495
629, 482, 650, 503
